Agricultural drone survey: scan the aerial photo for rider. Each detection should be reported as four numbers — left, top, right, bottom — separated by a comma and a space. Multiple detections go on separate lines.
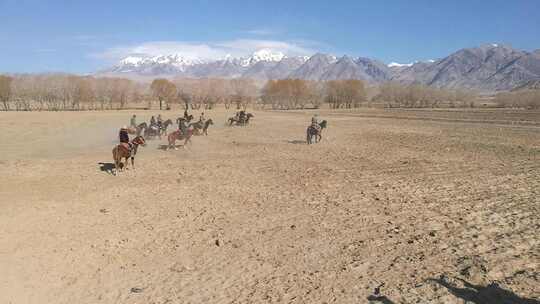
239, 110, 246, 123
157, 114, 163, 132
311, 114, 321, 131
150, 115, 157, 128
177, 116, 186, 134
130, 115, 137, 128
199, 112, 206, 124
119, 126, 132, 152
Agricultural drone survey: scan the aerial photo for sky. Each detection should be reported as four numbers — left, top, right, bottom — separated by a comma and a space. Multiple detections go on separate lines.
1, 0, 539, 74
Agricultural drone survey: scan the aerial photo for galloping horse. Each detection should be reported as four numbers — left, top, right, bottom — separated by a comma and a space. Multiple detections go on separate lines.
228, 113, 254, 126
192, 119, 214, 135
167, 129, 194, 150
307, 120, 327, 144
112, 136, 146, 175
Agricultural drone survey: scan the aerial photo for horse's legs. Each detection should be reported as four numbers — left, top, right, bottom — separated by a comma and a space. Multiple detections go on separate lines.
131, 156, 135, 169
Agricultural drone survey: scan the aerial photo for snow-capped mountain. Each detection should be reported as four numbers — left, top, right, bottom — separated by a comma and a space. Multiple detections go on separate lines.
98, 44, 540, 91
240, 49, 286, 67
109, 54, 207, 73
388, 62, 413, 68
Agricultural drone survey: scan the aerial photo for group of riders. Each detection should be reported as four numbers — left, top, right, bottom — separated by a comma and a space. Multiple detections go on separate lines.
118, 110, 323, 153
119, 110, 205, 153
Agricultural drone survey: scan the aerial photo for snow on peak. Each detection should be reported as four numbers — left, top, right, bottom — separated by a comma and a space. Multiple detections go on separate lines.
121, 56, 144, 65
491, 43, 499, 47
252, 49, 285, 62
240, 49, 286, 66
388, 62, 413, 68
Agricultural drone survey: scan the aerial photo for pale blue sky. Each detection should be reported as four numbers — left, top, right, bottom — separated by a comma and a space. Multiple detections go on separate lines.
1, 0, 539, 73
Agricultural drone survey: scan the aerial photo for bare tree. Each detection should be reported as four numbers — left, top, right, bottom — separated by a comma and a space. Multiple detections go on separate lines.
151, 78, 177, 110
0, 75, 13, 111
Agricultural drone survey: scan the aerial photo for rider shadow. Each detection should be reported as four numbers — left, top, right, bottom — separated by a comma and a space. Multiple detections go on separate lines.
98, 162, 115, 175
427, 276, 540, 304
286, 140, 307, 145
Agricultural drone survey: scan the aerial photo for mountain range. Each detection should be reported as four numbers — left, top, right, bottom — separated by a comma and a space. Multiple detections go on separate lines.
98, 44, 540, 92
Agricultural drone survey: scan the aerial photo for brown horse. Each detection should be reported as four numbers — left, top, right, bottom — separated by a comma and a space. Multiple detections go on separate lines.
167, 129, 194, 150
192, 119, 214, 135
112, 136, 146, 175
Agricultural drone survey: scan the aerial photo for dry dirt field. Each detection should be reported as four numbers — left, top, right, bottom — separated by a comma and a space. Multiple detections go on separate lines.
1, 108, 539, 304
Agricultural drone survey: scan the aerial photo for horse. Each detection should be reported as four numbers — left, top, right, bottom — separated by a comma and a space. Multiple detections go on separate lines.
112, 136, 146, 175
307, 120, 327, 144
177, 115, 194, 126
159, 119, 173, 136
167, 128, 194, 150
228, 113, 254, 126
144, 124, 160, 139
192, 119, 214, 135
127, 122, 147, 136
202, 119, 213, 135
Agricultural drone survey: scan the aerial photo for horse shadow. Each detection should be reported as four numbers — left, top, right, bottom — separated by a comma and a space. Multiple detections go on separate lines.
427, 276, 540, 304
286, 140, 307, 145
158, 144, 185, 150
366, 295, 396, 304
98, 162, 115, 175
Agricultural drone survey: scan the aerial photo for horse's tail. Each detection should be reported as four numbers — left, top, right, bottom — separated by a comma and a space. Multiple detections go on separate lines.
306, 127, 311, 144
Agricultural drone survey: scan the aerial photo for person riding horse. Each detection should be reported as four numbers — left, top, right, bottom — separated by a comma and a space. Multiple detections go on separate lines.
311, 114, 322, 132
130, 115, 137, 128
157, 114, 163, 131
119, 126, 132, 153
199, 112, 206, 124
177, 116, 190, 135
236, 110, 246, 123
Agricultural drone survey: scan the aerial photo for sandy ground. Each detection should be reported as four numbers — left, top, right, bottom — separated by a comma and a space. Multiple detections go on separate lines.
0, 108, 539, 304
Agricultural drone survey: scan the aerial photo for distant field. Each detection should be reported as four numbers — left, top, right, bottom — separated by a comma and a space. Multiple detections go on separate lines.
1, 108, 539, 303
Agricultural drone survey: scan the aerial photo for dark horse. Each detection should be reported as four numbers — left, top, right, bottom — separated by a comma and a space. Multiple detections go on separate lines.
192, 119, 214, 135
307, 120, 327, 144
159, 119, 173, 136
112, 136, 146, 175
228, 113, 254, 126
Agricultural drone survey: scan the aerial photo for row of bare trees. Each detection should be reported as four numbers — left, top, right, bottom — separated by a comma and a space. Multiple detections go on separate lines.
0, 74, 145, 111
494, 90, 540, 109
0, 74, 261, 111
374, 83, 476, 108
173, 78, 258, 110
261, 79, 368, 109
5, 73, 539, 111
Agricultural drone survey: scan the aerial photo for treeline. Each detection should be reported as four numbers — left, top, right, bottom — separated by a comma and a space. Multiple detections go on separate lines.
0, 74, 145, 111
3, 73, 538, 111
374, 83, 476, 108
261, 79, 368, 109
0, 74, 260, 111
494, 90, 540, 109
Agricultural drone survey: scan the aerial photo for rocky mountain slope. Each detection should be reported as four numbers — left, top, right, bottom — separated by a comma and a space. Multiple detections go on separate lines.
98, 44, 540, 91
